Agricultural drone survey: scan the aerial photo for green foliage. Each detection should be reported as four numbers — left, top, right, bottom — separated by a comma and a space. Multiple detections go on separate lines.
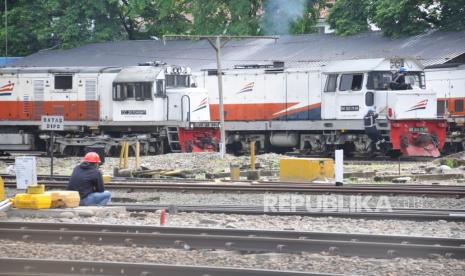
190, 0, 262, 35
327, 0, 465, 37
327, 0, 372, 36
438, 0, 465, 31
372, 0, 437, 37
289, 1, 321, 34
0, 0, 51, 56
261, 0, 322, 35
1, 0, 464, 56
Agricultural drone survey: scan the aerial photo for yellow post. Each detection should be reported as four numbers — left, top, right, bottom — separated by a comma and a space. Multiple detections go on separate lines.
0, 176, 5, 201
135, 141, 140, 169
124, 141, 129, 169
119, 141, 126, 169
250, 140, 255, 170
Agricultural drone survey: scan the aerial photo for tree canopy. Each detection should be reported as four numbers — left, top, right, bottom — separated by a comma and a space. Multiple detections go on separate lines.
328, 0, 465, 37
0, 0, 464, 56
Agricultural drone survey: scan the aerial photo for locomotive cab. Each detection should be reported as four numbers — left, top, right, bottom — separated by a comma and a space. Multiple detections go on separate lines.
322, 58, 446, 157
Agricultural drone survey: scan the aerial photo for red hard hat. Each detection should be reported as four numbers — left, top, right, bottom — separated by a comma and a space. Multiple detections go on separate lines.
83, 152, 101, 163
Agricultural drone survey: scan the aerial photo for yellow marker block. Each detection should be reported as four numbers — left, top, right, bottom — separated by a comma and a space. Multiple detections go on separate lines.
230, 164, 240, 181
280, 158, 334, 182
103, 175, 111, 184
0, 176, 4, 201
13, 193, 52, 209
26, 184, 45, 194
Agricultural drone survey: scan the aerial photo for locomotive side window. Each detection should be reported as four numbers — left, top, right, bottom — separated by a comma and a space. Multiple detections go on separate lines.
365, 92, 374, 106
113, 82, 153, 101
455, 99, 464, 112
437, 100, 447, 116
156, 80, 165, 97
367, 72, 391, 90
113, 84, 126, 101
339, 74, 363, 91
126, 85, 135, 98
55, 75, 73, 90
324, 74, 338, 92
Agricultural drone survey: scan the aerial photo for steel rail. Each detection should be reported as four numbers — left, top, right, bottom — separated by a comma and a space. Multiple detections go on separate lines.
3, 173, 465, 188
0, 258, 334, 276
1, 221, 464, 247
1, 227, 464, 259
116, 204, 465, 221
4, 180, 465, 196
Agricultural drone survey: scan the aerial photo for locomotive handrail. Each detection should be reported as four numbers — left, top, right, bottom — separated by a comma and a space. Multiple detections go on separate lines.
181, 95, 191, 122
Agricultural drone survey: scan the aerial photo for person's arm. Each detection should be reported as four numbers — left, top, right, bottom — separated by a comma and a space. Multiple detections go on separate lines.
94, 171, 105, 192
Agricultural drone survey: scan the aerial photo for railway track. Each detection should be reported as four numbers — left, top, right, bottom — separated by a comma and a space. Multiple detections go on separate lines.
0, 258, 330, 276
113, 203, 465, 221
3, 178, 465, 196
1, 221, 464, 259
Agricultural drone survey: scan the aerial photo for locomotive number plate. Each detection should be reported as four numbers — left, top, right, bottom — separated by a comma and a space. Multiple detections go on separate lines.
340, 105, 360, 112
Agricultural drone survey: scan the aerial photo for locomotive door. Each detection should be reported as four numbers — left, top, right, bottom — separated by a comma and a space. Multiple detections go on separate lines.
321, 74, 337, 119
436, 79, 450, 117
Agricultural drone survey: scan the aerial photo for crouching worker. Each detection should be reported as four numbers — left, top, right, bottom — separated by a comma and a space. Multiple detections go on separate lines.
67, 152, 111, 206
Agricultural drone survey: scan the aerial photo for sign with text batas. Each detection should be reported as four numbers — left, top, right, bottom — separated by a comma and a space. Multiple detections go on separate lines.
41, 116, 64, 131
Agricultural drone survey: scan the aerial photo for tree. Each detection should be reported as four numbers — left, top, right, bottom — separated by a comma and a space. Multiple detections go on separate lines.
327, 0, 465, 37
0, 0, 52, 56
48, 0, 126, 48
327, 0, 372, 36
437, 0, 465, 31
189, 0, 262, 35
261, 0, 322, 35
372, 0, 437, 37
290, 0, 324, 34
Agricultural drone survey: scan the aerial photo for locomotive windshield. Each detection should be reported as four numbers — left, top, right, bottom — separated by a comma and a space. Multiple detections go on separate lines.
367, 71, 425, 90
165, 74, 190, 87
112, 82, 152, 101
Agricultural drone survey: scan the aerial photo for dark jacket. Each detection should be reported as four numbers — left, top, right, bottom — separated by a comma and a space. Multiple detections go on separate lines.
364, 111, 378, 127
67, 162, 104, 199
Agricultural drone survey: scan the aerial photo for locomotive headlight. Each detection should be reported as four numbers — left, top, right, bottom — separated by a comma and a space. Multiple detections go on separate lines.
186, 67, 191, 74
166, 66, 172, 74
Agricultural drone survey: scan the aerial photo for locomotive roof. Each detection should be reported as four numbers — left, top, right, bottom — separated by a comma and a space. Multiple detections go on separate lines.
114, 66, 163, 82
4, 30, 465, 70
322, 58, 424, 73
0, 66, 121, 74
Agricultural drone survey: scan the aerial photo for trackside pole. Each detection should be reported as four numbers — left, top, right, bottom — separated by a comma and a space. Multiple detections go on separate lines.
50, 130, 54, 177
335, 149, 343, 186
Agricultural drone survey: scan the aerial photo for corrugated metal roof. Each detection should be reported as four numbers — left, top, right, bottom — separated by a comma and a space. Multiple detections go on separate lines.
6, 30, 465, 70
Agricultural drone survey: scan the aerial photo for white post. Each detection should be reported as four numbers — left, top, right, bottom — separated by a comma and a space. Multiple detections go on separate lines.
335, 150, 343, 186
214, 36, 226, 159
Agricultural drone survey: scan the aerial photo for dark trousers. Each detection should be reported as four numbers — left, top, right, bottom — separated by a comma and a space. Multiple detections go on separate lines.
365, 126, 382, 143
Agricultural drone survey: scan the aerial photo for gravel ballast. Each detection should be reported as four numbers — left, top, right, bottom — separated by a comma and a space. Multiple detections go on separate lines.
5, 210, 465, 239
1, 240, 464, 276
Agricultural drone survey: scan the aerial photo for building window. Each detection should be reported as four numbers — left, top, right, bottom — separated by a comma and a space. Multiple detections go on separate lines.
55, 75, 73, 90
339, 74, 363, 91
324, 74, 338, 92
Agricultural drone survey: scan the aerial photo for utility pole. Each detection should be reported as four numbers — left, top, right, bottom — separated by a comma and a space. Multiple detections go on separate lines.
4, 0, 7, 64
163, 35, 278, 159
